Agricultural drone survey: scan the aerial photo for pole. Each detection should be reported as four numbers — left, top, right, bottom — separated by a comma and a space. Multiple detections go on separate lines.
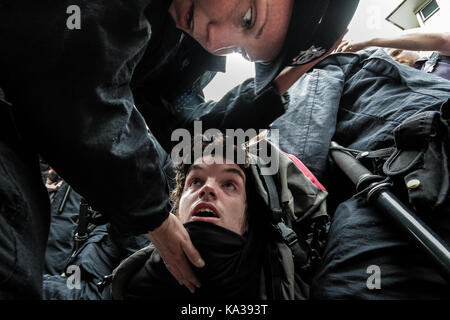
330, 142, 450, 282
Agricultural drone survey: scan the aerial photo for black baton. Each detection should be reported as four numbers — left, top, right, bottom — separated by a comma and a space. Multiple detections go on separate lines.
330, 141, 450, 282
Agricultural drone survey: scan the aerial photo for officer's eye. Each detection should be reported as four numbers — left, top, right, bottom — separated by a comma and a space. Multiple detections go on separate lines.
242, 7, 254, 30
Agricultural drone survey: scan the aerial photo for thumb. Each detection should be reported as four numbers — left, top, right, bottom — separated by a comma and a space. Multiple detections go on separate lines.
181, 232, 205, 268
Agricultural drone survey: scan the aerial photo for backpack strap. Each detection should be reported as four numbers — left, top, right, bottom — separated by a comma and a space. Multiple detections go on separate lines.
258, 166, 297, 245
257, 162, 311, 290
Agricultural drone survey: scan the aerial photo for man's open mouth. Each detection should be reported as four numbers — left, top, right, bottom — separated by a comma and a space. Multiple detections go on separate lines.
191, 204, 220, 222
194, 208, 218, 218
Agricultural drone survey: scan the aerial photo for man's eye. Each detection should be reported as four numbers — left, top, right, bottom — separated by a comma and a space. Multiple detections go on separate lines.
191, 178, 201, 186
223, 181, 236, 190
242, 7, 253, 29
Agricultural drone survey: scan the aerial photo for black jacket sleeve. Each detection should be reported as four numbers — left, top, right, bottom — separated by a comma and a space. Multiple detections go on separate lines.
0, 0, 171, 234
182, 79, 286, 132
136, 76, 287, 154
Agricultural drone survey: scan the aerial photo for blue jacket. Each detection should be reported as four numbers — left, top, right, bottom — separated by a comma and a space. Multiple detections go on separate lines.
273, 49, 450, 185
271, 49, 450, 299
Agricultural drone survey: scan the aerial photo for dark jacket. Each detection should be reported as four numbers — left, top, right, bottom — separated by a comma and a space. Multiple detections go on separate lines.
111, 221, 269, 300
272, 49, 450, 186
0, 0, 285, 235
270, 49, 450, 299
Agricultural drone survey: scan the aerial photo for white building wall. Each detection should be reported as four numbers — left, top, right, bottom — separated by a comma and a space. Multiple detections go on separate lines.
346, 0, 404, 41
418, 0, 450, 30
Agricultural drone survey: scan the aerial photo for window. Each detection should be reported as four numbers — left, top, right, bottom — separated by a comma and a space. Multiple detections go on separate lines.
418, 0, 440, 22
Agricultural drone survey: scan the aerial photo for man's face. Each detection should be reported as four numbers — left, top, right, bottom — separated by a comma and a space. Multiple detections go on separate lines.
386, 48, 421, 67
178, 155, 248, 235
169, 0, 294, 62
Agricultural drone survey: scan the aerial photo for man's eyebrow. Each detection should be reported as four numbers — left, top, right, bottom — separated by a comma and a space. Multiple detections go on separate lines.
187, 164, 204, 175
256, 0, 269, 39
223, 168, 246, 182
187, 164, 245, 182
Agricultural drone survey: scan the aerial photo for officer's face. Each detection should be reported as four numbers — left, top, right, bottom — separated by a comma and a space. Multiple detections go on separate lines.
177, 155, 248, 236
169, 0, 294, 62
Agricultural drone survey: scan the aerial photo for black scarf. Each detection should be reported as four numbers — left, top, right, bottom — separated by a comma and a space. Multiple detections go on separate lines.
124, 220, 268, 300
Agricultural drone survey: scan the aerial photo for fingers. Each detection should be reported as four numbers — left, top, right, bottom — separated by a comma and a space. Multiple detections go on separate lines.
177, 257, 201, 292
182, 234, 205, 269
147, 214, 205, 294
178, 229, 203, 290
169, 256, 201, 293
164, 257, 199, 294
183, 281, 197, 294
312, 31, 348, 65
163, 260, 183, 285
336, 40, 350, 53
332, 31, 349, 54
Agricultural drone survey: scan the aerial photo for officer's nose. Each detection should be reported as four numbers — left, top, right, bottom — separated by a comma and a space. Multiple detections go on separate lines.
191, 8, 239, 56
204, 22, 239, 55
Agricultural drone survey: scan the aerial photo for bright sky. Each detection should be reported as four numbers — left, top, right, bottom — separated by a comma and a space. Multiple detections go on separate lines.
203, 0, 449, 101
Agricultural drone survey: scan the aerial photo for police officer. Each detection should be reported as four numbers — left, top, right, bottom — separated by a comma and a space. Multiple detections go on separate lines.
0, 0, 358, 298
